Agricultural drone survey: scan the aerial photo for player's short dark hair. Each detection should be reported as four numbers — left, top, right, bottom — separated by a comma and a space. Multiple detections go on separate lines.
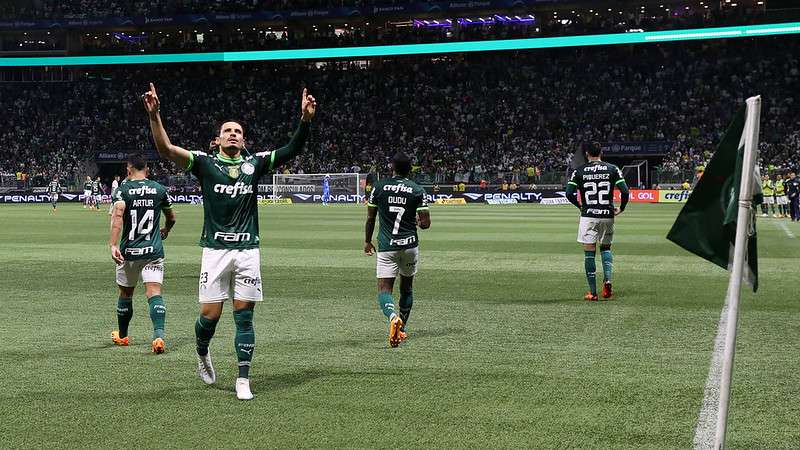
127, 153, 148, 171
584, 142, 602, 157
392, 152, 412, 177
219, 120, 246, 135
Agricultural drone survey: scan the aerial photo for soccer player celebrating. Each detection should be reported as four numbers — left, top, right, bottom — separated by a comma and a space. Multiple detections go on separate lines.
47, 176, 62, 213
565, 142, 629, 301
83, 176, 93, 209
109, 154, 176, 354
364, 152, 431, 347
143, 82, 316, 400
322, 174, 331, 206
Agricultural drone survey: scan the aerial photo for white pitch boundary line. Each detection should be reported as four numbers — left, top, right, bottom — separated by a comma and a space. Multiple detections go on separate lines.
774, 220, 796, 239
693, 295, 731, 450
695, 220, 796, 448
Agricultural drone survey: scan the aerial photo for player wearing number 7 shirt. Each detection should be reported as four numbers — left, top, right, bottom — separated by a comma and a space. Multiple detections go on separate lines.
109, 153, 176, 354
364, 152, 431, 348
565, 142, 629, 301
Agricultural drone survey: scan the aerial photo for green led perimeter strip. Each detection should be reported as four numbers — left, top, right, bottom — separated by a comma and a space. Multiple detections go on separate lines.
2, 21, 800, 67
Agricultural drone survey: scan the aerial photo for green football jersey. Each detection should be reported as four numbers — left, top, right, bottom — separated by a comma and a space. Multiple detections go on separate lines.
84, 180, 93, 191
113, 179, 172, 260
567, 161, 627, 219
187, 150, 274, 249
91, 180, 100, 195
368, 176, 429, 252
47, 181, 60, 194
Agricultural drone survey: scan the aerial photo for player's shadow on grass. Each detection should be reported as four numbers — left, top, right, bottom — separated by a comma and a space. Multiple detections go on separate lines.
213, 369, 384, 393
485, 296, 585, 305
328, 327, 468, 349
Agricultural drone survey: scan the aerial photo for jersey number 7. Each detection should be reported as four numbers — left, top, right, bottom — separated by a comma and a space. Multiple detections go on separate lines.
389, 206, 405, 235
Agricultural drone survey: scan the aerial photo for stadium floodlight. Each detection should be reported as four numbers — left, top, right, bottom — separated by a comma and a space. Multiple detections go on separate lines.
1, 21, 799, 67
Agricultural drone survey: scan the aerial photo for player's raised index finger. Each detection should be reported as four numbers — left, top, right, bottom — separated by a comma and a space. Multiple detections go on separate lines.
149, 82, 157, 95
302, 87, 307, 99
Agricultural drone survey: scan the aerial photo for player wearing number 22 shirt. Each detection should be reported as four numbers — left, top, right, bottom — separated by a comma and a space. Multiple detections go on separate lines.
565, 142, 629, 302
365, 152, 431, 348
109, 154, 176, 355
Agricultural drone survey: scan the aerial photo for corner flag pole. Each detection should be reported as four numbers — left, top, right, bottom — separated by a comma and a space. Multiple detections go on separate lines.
714, 95, 761, 449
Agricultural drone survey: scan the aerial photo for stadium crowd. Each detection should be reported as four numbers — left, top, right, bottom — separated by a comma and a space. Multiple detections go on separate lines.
1, 36, 798, 189
63, 8, 762, 55
0, 0, 416, 19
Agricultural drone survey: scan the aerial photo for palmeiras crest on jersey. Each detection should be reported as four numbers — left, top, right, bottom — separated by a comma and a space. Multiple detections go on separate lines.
241, 162, 255, 175
227, 165, 240, 178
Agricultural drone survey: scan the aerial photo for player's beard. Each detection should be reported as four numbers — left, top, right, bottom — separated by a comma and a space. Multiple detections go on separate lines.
220, 144, 242, 159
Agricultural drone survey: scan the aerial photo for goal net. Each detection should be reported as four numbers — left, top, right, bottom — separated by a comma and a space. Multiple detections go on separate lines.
622, 160, 648, 189
270, 173, 362, 204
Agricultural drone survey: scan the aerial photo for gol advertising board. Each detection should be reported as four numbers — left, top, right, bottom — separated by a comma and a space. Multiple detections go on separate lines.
613, 189, 659, 203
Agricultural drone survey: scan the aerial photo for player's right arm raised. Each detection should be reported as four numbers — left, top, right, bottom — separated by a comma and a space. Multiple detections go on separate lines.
143, 82, 192, 169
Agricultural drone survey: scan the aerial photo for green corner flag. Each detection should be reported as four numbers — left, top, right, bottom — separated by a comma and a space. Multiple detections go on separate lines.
666, 104, 762, 292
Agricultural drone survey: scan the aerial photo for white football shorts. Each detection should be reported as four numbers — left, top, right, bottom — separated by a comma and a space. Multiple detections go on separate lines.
376, 247, 419, 279
199, 248, 262, 303
577, 217, 615, 246
116, 258, 165, 287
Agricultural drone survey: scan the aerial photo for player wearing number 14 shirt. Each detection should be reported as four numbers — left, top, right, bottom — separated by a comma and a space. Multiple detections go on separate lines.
109, 154, 176, 354
565, 142, 630, 301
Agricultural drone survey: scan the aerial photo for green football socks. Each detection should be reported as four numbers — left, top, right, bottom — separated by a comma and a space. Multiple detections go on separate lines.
584, 251, 597, 295
147, 295, 166, 340
600, 250, 613, 283
399, 290, 413, 329
116, 297, 133, 338
195, 315, 219, 357
377, 292, 396, 320
234, 309, 255, 379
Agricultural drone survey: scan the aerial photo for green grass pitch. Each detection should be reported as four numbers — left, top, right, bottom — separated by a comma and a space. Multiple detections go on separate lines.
0, 203, 797, 448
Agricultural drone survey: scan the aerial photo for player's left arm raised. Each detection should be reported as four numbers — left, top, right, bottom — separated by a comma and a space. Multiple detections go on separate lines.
109, 201, 126, 264
267, 89, 317, 171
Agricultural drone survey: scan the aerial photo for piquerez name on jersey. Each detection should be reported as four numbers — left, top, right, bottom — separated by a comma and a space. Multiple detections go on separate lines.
113, 179, 172, 260
568, 161, 627, 218
187, 150, 275, 249
369, 177, 429, 252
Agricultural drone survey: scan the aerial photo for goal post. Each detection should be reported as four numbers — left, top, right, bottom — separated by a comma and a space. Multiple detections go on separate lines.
622, 160, 648, 189
270, 173, 363, 204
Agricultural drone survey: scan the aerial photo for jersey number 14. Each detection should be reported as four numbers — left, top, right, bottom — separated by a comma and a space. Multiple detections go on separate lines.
129, 209, 155, 241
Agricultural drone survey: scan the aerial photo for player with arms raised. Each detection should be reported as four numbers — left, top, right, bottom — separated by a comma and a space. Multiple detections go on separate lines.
143, 82, 316, 400
565, 142, 629, 301
109, 154, 176, 353
364, 152, 431, 347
